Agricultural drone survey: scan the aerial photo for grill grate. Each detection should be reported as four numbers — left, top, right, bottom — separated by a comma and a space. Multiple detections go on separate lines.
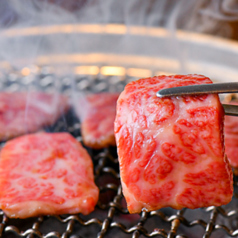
0, 65, 238, 238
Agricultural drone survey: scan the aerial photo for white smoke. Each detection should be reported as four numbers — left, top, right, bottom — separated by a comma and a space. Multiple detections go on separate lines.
0, 0, 236, 135
0, 0, 236, 74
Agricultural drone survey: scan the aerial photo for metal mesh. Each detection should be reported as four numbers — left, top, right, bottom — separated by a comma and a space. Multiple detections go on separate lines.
0, 65, 238, 238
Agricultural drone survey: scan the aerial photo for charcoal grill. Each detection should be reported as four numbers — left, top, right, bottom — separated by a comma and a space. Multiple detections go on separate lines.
1, 24, 238, 238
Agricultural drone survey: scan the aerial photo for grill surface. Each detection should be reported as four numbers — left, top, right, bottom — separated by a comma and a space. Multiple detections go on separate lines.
1, 65, 238, 238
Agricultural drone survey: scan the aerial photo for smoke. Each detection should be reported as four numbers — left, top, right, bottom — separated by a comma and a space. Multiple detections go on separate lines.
0, 0, 236, 68
0, 0, 236, 82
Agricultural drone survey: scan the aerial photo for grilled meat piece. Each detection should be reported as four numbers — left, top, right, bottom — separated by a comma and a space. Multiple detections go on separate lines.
0, 92, 69, 141
224, 101, 238, 168
75, 92, 119, 149
0, 132, 99, 218
115, 74, 233, 213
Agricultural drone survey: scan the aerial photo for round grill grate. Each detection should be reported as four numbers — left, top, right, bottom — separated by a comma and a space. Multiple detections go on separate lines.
0, 65, 238, 238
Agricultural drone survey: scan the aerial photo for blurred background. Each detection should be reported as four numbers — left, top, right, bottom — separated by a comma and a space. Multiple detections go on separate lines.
0, 0, 238, 84
1, 0, 238, 38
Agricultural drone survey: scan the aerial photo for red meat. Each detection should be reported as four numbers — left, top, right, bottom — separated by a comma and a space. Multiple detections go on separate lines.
224, 101, 238, 168
115, 74, 233, 213
0, 132, 99, 218
0, 92, 69, 141
75, 92, 119, 149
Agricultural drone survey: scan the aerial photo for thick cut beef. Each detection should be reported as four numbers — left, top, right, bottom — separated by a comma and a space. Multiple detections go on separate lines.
75, 92, 119, 149
115, 74, 233, 213
0, 132, 99, 218
0, 92, 69, 141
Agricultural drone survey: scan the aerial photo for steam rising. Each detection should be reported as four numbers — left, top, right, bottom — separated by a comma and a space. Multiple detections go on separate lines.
0, 0, 236, 68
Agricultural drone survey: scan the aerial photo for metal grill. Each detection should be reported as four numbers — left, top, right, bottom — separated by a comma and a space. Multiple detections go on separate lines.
1, 65, 238, 238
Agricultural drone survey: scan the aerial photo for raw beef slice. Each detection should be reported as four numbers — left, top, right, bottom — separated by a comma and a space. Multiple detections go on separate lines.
0, 92, 69, 141
75, 92, 119, 149
224, 101, 238, 168
114, 74, 233, 213
0, 132, 99, 218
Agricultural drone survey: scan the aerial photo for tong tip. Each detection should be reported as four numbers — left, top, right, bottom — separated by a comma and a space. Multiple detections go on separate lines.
156, 91, 164, 98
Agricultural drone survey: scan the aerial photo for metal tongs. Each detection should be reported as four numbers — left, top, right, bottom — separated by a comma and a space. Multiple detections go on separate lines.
157, 82, 238, 116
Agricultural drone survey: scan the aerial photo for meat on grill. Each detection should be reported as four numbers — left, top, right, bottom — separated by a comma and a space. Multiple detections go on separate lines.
0, 132, 99, 218
75, 92, 119, 149
114, 74, 233, 213
224, 101, 238, 168
0, 92, 69, 141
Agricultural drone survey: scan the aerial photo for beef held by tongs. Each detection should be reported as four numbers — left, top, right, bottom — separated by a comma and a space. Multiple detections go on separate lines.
157, 82, 238, 116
